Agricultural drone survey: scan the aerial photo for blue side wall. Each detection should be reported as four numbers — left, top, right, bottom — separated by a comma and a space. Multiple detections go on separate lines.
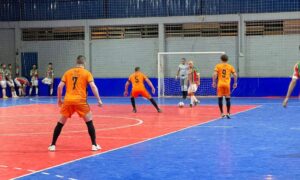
5, 77, 298, 97
1, 0, 299, 21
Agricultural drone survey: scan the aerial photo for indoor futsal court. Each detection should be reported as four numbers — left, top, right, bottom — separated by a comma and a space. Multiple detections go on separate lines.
0, 1, 300, 180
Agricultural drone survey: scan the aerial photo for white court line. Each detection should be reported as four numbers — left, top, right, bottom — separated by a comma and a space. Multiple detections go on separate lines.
41, 172, 50, 175
55, 175, 64, 178
0, 115, 143, 136
13, 105, 261, 180
29, 98, 57, 103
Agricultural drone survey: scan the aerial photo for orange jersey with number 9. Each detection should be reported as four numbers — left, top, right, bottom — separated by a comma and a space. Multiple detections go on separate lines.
128, 72, 147, 91
61, 67, 94, 104
214, 63, 235, 85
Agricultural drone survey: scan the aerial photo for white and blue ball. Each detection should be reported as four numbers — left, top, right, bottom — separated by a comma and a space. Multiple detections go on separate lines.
178, 102, 184, 108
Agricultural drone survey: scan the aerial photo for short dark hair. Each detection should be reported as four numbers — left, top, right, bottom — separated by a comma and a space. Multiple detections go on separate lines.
8, 64, 11, 66
221, 54, 228, 62
76, 55, 86, 65
182, 58, 186, 61
135, 67, 140, 72
48, 62, 52, 65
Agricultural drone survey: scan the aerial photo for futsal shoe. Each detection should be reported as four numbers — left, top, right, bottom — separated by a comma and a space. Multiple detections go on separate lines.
221, 114, 226, 118
189, 103, 193, 108
92, 144, 101, 151
132, 108, 137, 113
226, 114, 231, 119
194, 100, 199, 106
48, 145, 56, 151
157, 109, 162, 113
3, 96, 8, 99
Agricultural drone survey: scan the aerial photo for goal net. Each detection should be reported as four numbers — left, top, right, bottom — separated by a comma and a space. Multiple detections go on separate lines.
158, 51, 226, 98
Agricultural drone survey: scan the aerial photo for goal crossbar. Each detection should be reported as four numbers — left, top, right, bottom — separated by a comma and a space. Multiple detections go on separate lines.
157, 51, 226, 98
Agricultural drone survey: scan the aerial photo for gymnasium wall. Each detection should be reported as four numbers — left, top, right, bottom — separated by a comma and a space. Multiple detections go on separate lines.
0, 29, 15, 66
244, 35, 300, 77
20, 41, 84, 77
91, 38, 159, 77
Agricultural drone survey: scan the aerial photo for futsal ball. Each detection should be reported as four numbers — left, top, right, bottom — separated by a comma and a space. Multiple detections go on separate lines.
178, 102, 184, 108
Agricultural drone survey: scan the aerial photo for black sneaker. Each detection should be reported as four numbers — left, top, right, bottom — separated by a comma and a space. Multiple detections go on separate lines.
226, 114, 231, 119
132, 109, 137, 113
189, 103, 193, 108
157, 109, 162, 113
194, 101, 199, 106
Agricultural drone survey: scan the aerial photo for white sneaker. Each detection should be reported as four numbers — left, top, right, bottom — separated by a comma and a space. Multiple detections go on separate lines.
92, 144, 101, 151
48, 145, 56, 151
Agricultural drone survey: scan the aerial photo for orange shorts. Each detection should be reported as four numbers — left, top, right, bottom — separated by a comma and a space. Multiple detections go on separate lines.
217, 84, 230, 97
60, 103, 91, 118
131, 89, 151, 99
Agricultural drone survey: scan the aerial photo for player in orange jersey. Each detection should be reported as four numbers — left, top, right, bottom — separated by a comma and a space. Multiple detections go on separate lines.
124, 67, 161, 113
48, 55, 103, 151
212, 54, 237, 119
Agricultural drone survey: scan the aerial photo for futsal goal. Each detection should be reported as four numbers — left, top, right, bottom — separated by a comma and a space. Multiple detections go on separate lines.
157, 51, 226, 98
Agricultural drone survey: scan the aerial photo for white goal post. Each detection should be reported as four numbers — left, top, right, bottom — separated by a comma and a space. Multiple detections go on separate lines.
157, 51, 226, 98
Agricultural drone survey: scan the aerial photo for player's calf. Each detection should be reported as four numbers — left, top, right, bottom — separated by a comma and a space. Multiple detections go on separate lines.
130, 97, 137, 113
149, 98, 161, 112
218, 97, 223, 115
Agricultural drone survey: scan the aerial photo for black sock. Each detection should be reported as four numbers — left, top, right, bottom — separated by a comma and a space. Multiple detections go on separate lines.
183, 91, 188, 99
182, 91, 185, 99
51, 122, 64, 146
225, 98, 231, 114
218, 97, 223, 114
86, 121, 97, 145
131, 97, 136, 110
149, 98, 159, 110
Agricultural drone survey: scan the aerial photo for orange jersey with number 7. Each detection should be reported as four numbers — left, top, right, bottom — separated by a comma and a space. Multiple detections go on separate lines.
214, 63, 236, 86
128, 71, 147, 91
61, 67, 94, 104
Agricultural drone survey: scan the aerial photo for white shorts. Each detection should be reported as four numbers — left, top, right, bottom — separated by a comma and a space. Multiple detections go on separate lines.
7, 80, 14, 87
0, 80, 7, 88
42, 78, 53, 85
31, 78, 38, 86
188, 84, 198, 93
14, 78, 21, 87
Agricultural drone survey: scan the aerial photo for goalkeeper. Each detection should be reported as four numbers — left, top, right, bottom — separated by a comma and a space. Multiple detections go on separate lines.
176, 58, 189, 102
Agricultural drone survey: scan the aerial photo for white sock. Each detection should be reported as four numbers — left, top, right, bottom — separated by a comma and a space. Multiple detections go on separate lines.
190, 97, 194, 104
193, 96, 198, 102
50, 88, 53, 95
2, 89, 6, 97
29, 88, 32, 95
19, 88, 22, 96
36, 88, 39, 95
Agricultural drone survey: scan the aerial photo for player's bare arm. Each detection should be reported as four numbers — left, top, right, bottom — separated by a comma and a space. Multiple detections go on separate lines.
176, 68, 180, 79
212, 71, 218, 88
124, 80, 131, 96
145, 78, 155, 94
283, 78, 297, 108
89, 81, 103, 107
196, 72, 200, 86
233, 72, 238, 89
57, 81, 65, 106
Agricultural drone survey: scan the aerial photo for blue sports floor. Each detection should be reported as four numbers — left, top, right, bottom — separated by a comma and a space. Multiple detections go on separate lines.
1, 97, 300, 180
